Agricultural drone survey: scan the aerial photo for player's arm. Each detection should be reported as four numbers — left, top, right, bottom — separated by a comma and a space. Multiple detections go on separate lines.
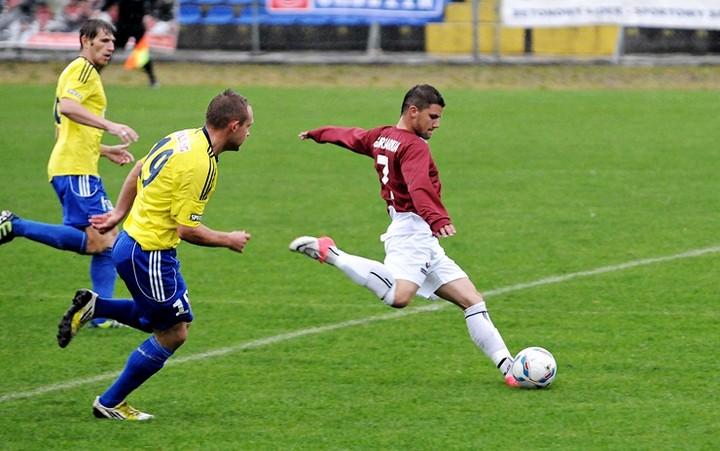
401, 147, 453, 236
58, 97, 139, 144
299, 127, 373, 156
90, 160, 142, 233
177, 224, 251, 253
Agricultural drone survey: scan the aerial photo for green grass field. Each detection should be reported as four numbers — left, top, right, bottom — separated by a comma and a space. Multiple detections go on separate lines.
1, 72, 719, 449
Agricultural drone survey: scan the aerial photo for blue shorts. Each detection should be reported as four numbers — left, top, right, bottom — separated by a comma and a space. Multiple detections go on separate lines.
51, 175, 113, 228
112, 230, 194, 330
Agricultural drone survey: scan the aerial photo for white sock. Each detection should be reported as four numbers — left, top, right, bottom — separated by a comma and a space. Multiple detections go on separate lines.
330, 248, 396, 305
464, 302, 513, 375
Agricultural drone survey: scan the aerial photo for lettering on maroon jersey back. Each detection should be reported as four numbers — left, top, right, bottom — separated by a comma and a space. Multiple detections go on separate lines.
373, 136, 401, 153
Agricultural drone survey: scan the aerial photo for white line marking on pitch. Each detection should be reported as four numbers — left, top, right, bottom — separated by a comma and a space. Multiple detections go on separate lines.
2, 245, 719, 404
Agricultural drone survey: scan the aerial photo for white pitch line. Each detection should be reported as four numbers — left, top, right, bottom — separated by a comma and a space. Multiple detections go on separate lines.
482, 245, 720, 297
2, 245, 719, 404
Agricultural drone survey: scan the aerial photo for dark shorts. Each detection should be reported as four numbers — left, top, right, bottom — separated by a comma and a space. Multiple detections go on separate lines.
50, 175, 113, 228
112, 230, 194, 330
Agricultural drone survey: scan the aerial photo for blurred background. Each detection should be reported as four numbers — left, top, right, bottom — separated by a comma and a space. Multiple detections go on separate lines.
2, 0, 720, 64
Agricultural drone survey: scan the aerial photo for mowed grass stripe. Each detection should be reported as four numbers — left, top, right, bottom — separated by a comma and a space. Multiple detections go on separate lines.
2, 244, 717, 404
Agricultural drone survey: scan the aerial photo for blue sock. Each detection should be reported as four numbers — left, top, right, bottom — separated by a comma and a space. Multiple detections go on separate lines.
99, 336, 173, 408
93, 296, 144, 330
90, 250, 117, 326
12, 217, 86, 253
91, 250, 116, 298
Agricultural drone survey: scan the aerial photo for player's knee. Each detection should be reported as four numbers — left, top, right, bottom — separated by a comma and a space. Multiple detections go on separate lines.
389, 294, 412, 308
173, 334, 188, 349
156, 322, 190, 351
383, 283, 417, 308
172, 325, 189, 348
84, 228, 117, 254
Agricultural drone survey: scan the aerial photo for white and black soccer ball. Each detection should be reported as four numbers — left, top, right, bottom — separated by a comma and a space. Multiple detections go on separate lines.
511, 347, 557, 389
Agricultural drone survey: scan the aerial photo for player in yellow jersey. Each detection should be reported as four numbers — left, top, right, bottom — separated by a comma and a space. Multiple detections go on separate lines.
0, 19, 137, 328
56, 89, 254, 420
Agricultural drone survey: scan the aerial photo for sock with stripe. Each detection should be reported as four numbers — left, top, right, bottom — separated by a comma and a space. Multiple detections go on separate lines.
464, 302, 513, 375
329, 248, 396, 305
99, 335, 174, 408
11, 217, 86, 253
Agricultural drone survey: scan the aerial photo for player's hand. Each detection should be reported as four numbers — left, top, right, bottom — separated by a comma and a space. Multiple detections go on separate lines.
102, 143, 135, 166
435, 224, 456, 238
108, 122, 139, 145
90, 211, 122, 234
228, 230, 252, 253
298, 131, 309, 140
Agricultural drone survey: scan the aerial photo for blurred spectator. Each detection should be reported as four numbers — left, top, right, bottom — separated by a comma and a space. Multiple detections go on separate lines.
0, 0, 39, 40
44, 0, 97, 32
64, 0, 94, 29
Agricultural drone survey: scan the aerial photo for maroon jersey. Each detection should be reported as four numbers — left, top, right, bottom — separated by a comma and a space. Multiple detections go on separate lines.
306, 125, 451, 234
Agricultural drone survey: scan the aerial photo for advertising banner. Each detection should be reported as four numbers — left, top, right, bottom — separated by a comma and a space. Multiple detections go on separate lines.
502, 0, 720, 30
267, 0, 446, 20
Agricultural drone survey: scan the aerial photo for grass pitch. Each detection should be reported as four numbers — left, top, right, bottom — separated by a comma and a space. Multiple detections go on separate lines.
0, 67, 719, 449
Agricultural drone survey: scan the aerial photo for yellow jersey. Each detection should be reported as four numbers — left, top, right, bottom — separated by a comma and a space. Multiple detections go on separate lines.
48, 57, 106, 181
124, 128, 218, 250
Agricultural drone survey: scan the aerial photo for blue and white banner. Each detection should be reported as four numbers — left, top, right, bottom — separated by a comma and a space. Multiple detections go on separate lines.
502, 0, 720, 30
267, 0, 446, 19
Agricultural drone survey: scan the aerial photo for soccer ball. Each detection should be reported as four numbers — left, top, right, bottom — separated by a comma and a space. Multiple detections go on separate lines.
511, 347, 557, 389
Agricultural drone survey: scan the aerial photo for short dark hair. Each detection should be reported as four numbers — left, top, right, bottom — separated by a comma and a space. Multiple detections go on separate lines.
400, 84, 445, 115
79, 19, 115, 50
205, 89, 250, 129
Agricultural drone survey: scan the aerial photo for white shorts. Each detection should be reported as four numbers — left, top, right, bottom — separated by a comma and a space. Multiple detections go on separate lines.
381, 232, 468, 299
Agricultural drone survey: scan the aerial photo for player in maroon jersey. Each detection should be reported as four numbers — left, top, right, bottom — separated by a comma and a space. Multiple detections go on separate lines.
290, 84, 519, 387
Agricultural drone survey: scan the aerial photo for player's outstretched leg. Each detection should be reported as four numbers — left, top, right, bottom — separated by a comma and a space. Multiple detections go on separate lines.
0, 210, 86, 252
289, 236, 337, 263
289, 235, 397, 305
93, 396, 153, 421
57, 289, 98, 348
0, 210, 16, 245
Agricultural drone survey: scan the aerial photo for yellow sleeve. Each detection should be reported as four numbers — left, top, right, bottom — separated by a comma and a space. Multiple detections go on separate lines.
171, 150, 214, 228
